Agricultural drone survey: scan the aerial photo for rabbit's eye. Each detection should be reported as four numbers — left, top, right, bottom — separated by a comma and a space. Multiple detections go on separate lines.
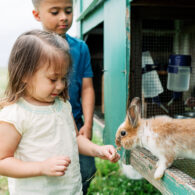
120, 130, 126, 137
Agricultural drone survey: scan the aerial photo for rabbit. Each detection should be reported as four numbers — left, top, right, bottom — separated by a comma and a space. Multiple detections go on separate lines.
115, 97, 195, 180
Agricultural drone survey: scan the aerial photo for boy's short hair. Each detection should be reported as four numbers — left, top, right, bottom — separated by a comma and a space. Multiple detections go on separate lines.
32, 0, 41, 9
32, 0, 73, 9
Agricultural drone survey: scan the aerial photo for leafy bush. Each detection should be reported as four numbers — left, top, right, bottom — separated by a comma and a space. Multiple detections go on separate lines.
87, 157, 161, 195
87, 135, 161, 195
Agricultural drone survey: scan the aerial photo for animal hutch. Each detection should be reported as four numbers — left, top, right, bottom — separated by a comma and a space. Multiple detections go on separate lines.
74, 0, 195, 194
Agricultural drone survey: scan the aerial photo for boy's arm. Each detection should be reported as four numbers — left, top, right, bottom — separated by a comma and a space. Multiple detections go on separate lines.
0, 122, 70, 178
80, 77, 95, 140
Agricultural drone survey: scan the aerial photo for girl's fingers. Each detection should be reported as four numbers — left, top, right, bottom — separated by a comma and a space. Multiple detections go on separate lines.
55, 165, 67, 172
107, 147, 118, 159
99, 146, 120, 162
55, 171, 65, 176
106, 147, 120, 162
57, 159, 70, 167
103, 150, 112, 159
57, 156, 71, 162
113, 154, 120, 162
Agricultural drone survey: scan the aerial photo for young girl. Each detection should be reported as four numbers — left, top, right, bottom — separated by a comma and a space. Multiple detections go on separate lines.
0, 30, 120, 195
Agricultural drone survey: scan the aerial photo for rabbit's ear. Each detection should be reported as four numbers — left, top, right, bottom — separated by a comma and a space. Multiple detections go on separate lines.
127, 97, 141, 128
130, 97, 141, 107
130, 97, 141, 114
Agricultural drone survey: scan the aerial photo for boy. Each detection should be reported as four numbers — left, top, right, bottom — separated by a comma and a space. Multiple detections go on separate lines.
32, 0, 96, 194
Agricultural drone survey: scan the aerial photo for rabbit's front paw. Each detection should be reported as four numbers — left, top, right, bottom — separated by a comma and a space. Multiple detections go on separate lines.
155, 160, 160, 168
154, 163, 166, 180
154, 169, 164, 180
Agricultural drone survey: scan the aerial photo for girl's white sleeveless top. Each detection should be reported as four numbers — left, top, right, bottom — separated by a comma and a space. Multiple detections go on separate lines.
0, 98, 82, 195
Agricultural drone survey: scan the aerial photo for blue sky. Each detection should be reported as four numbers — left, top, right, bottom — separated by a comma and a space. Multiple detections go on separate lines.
0, 0, 76, 67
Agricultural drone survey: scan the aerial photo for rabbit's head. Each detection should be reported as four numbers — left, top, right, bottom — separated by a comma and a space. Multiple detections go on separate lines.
115, 97, 141, 150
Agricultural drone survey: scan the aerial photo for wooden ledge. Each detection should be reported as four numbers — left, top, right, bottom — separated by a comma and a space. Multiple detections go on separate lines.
130, 147, 195, 194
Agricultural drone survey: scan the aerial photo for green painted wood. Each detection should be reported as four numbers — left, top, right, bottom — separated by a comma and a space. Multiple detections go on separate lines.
124, 0, 131, 164
163, 172, 195, 195
82, 0, 94, 11
81, 4, 104, 34
77, 0, 104, 34
125, 0, 131, 100
77, 0, 99, 21
103, 0, 128, 146
130, 148, 195, 195
77, 0, 105, 21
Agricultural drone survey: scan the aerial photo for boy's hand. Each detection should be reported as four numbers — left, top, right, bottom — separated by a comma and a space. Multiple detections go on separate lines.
40, 156, 71, 176
79, 125, 92, 140
98, 145, 120, 163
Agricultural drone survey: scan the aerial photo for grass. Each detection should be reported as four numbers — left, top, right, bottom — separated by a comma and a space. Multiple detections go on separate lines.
88, 160, 161, 195
0, 177, 8, 195
87, 135, 161, 195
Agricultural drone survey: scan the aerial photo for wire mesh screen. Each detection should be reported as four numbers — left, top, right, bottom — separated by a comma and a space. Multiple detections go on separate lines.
131, 16, 195, 118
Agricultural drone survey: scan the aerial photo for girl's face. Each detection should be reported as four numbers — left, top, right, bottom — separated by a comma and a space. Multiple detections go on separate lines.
24, 60, 69, 106
33, 0, 73, 35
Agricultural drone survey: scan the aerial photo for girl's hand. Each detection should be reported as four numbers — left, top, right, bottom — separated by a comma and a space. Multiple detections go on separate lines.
40, 156, 71, 176
98, 145, 120, 163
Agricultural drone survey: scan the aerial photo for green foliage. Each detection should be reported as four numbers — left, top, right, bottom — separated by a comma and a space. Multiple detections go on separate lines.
87, 135, 161, 195
87, 158, 161, 195
0, 177, 9, 195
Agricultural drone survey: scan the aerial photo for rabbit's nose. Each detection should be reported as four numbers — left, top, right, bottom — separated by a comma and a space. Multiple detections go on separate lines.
120, 130, 126, 137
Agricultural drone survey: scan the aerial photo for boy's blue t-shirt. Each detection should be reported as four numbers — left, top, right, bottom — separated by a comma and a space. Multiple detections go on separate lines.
65, 34, 93, 120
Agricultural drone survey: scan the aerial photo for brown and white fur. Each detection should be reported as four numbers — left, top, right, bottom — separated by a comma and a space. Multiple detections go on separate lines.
115, 97, 195, 179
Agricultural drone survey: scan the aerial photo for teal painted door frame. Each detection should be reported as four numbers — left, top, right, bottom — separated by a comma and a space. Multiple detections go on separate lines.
103, 0, 128, 145
77, 0, 104, 35
77, 0, 129, 146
